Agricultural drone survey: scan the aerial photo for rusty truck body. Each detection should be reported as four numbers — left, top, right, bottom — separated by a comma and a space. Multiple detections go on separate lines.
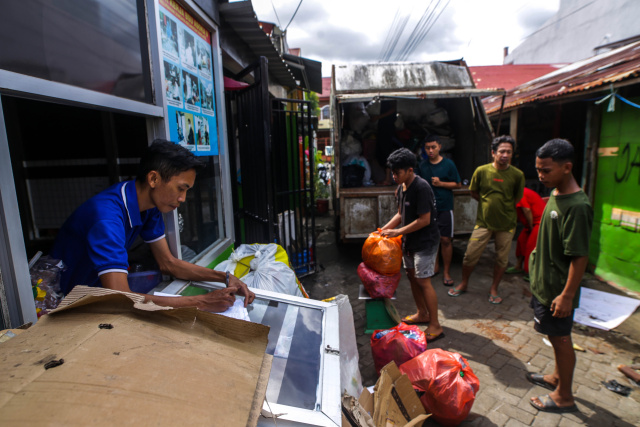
331, 61, 503, 243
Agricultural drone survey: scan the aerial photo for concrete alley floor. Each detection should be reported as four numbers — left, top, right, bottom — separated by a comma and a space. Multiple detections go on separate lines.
300, 215, 640, 427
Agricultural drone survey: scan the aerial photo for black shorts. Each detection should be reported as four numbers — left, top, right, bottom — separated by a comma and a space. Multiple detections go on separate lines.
530, 296, 574, 337
436, 210, 454, 239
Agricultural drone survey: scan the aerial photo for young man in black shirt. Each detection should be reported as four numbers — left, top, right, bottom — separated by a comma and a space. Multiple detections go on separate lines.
380, 148, 444, 341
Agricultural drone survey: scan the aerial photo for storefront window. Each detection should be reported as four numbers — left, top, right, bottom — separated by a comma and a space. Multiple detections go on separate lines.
177, 156, 224, 260
0, 0, 150, 103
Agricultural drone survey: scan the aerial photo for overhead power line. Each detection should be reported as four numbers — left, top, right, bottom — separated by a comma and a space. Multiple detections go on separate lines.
396, 0, 451, 61
270, 0, 282, 27
284, 0, 304, 31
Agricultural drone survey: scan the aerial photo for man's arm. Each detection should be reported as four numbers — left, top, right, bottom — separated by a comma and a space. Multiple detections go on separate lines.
99, 271, 238, 312
470, 190, 479, 201
430, 178, 462, 190
381, 213, 402, 231
149, 238, 255, 306
521, 207, 534, 229
550, 255, 588, 318
380, 212, 430, 238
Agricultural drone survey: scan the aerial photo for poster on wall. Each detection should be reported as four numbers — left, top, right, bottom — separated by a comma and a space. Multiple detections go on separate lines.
158, 0, 217, 156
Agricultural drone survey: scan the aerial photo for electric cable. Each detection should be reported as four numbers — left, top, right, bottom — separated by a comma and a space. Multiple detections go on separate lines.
270, 0, 282, 27
394, 0, 439, 61
378, 8, 400, 62
284, 0, 304, 31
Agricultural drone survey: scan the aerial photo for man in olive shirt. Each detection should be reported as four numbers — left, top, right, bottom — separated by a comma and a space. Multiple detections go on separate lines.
526, 139, 592, 413
448, 135, 525, 304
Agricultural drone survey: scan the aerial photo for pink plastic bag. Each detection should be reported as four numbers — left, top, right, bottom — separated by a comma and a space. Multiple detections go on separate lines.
399, 349, 480, 426
370, 323, 426, 376
357, 262, 401, 298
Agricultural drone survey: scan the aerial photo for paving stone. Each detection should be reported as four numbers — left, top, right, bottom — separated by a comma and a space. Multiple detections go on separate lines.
558, 416, 585, 427
485, 387, 521, 406
519, 344, 539, 357
531, 411, 561, 426
486, 353, 511, 369
482, 410, 509, 427
529, 353, 553, 370
496, 401, 535, 425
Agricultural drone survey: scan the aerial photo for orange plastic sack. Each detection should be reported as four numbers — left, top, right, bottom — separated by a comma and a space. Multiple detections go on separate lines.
362, 230, 402, 276
357, 262, 401, 298
399, 349, 480, 426
370, 323, 426, 376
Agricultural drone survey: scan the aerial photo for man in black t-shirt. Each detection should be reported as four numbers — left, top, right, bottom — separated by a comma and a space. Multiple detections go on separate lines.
380, 148, 444, 342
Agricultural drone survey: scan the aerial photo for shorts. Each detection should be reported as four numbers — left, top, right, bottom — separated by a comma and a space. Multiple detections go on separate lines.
436, 210, 454, 239
462, 226, 515, 268
403, 248, 438, 279
530, 296, 574, 336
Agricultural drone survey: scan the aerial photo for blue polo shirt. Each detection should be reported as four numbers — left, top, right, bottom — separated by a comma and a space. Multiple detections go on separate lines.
51, 180, 165, 295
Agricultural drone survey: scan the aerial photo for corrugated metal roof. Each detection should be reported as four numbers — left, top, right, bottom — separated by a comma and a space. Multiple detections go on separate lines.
219, 1, 297, 88
469, 64, 564, 90
483, 41, 640, 115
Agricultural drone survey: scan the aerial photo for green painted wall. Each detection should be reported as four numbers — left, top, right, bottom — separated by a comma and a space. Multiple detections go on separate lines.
590, 98, 640, 292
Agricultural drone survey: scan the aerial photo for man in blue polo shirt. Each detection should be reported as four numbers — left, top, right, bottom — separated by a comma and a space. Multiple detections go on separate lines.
51, 140, 254, 312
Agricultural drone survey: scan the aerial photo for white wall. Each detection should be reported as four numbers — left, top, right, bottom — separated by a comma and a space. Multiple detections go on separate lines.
505, 0, 640, 64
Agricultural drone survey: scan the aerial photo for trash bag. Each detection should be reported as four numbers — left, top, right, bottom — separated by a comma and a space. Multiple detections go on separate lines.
361, 230, 402, 276
343, 164, 366, 188
240, 246, 303, 297
29, 255, 66, 315
399, 349, 480, 426
357, 262, 400, 299
371, 323, 427, 376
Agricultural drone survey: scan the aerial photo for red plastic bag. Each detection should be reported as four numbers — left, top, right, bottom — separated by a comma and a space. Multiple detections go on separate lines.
399, 349, 480, 426
371, 323, 426, 376
362, 230, 402, 276
357, 262, 401, 298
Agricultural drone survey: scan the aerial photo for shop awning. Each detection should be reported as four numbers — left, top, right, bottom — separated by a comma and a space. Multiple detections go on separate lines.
219, 1, 297, 88
283, 53, 323, 93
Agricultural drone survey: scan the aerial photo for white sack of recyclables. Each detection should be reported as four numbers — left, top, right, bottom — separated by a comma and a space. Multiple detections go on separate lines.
241, 246, 303, 297
154, 292, 250, 321
214, 243, 272, 276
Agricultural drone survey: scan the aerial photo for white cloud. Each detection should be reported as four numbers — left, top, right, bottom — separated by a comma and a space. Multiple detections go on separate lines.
250, 0, 560, 76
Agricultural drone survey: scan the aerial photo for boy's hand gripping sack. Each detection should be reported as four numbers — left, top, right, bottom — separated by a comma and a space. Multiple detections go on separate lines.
370, 323, 426, 376
361, 230, 402, 276
357, 262, 401, 299
399, 349, 480, 426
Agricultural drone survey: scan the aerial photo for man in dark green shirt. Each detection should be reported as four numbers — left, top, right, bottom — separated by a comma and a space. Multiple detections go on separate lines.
526, 139, 592, 414
448, 135, 525, 304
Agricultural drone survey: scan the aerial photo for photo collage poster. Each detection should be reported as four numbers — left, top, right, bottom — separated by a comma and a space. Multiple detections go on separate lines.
158, 0, 218, 156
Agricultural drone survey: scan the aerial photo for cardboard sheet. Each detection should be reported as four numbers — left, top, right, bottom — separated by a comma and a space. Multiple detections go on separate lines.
0, 286, 271, 426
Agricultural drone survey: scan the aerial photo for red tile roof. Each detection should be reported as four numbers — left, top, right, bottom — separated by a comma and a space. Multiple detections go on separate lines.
469, 64, 563, 90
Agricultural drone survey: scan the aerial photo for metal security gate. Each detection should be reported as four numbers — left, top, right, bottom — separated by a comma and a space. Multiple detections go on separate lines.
225, 58, 275, 244
225, 58, 316, 276
271, 98, 316, 276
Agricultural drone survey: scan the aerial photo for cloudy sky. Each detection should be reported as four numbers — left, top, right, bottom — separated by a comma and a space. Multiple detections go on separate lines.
248, 0, 560, 76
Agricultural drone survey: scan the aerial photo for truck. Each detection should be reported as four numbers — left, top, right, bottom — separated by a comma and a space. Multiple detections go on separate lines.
330, 61, 503, 243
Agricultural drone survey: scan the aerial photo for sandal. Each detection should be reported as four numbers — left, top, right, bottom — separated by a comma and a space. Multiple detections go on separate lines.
443, 278, 455, 287
525, 373, 556, 391
447, 287, 466, 297
488, 294, 503, 304
402, 314, 430, 325
505, 267, 524, 274
426, 332, 445, 343
530, 395, 578, 413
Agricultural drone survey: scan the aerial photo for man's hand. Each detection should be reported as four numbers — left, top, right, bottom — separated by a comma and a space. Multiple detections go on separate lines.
380, 228, 401, 238
228, 274, 255, 306
550, 294, 573, 318
431, 177, 441, 187
196, 288, 238, 313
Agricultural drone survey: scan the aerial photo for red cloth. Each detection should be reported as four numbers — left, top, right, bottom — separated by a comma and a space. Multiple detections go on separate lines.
515, 188, 547, 272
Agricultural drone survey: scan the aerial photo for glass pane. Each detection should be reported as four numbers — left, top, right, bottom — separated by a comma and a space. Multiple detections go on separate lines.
248, 298, 323, 410
0, 0, 150, 102
177, 156, 224, 259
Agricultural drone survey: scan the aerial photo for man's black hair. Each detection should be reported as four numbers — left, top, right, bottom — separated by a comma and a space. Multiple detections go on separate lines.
491, 135, 515, 152
136, 139, 205, 183
387, 148, 417, 171
536, 138, 575, 163
423, 134, 441, 145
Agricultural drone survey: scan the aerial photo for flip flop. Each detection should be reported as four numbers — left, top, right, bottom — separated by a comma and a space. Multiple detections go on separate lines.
447, 287, 466, 297
505, 267, 524, 274
426, 332, 445, 343
530, 395, 578, 413
402, 315, 430, 325
525, 373, 556, 391
488, 294, 502, 304
443, 278, 455, 287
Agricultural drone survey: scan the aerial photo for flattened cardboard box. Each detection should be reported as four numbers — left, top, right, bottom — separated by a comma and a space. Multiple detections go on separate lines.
0, 286, 271, 426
